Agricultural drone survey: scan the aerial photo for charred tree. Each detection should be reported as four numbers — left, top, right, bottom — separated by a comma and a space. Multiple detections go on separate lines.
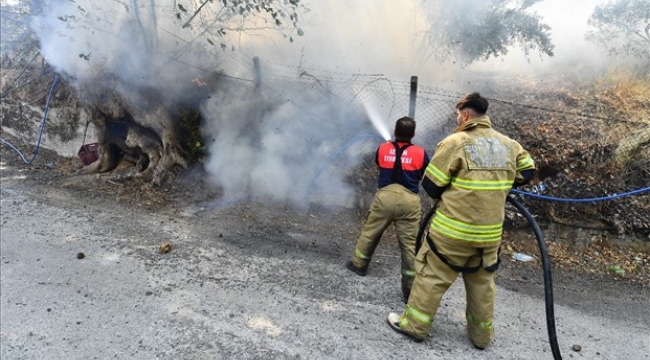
75, 81, 193, 185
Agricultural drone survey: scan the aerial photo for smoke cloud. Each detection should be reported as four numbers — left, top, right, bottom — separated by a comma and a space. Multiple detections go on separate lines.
27, 0, 402, 208
241, 0, 614, 88
24, 0, 622, 207
200, 72, 382, 206
30, 1, 220, 102
468, 0, 611, 78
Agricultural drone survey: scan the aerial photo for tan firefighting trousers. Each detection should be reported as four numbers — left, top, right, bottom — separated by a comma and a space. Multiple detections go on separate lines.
350, 184, 421, 298
397, 233, 500, 348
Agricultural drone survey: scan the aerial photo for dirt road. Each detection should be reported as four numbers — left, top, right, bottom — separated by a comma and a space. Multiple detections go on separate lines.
1, 156, 649, 360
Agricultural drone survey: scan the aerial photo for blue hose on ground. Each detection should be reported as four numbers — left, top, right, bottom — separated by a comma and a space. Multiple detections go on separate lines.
511, 187, 650, 202
0, 75, 60, 164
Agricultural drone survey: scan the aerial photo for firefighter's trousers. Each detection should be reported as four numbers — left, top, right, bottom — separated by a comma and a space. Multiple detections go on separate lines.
398, 233, 499, 348
351, 184, 421, 298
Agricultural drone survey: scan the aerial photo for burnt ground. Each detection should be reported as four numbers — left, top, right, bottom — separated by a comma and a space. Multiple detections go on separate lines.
1, 138, 649, 359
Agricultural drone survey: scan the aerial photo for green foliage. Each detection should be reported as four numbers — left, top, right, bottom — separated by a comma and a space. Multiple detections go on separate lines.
421, 0, 554, 65
167, 0, 307, 54
586, 0, 650, 63
177, 0, 303, 31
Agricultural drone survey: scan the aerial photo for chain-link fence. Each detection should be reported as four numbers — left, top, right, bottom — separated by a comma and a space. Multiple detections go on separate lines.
1, 48, 647, 235
213, 51, 650, 236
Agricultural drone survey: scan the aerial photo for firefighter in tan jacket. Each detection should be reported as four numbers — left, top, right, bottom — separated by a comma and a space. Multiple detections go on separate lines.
387, 92, 536, 350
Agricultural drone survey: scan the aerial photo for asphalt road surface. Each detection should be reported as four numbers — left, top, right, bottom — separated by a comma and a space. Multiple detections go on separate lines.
1, 163, 649, 360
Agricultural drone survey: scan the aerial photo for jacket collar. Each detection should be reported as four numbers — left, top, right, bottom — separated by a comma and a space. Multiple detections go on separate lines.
392, 139, 412, 145
454, 115, 492, 133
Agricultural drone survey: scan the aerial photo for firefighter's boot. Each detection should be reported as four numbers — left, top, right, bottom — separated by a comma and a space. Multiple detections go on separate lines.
346, 256, 369, 276
387, 313, 425, 342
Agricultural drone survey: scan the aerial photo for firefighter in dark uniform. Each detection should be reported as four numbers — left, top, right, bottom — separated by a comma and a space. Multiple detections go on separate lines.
387, 93, 536, 349
347, 116, 430, 302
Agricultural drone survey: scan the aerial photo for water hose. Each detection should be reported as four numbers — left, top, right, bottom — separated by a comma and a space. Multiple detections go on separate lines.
415, 196, 562, 360
507, 195, 562, 360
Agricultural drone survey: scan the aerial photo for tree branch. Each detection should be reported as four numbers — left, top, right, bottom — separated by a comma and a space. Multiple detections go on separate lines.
182, 0, 212, 29
632, 28, 649, 43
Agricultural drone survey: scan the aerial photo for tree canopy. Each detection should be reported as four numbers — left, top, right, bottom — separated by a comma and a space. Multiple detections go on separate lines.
420, 0, 554, 65
586, 0, 650, 64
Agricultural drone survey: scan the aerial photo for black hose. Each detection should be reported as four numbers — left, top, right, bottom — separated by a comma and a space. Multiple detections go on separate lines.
415, 201, 437, 254
507, 195, 562, 360
415, 196, 562, 360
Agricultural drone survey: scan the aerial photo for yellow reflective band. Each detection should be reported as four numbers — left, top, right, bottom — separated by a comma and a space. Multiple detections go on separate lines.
426, 164, 450, 185
467, 313, 493, 330
355, 248, 369, 260
405, 304, 433, 325
402, 269, 416, 277
398, 316, 410, 327
432, 221, 502, 242
517, 155, 534, 171
431, 212, 502, 242
451, 177, 513, 190
436, 212, 503, 233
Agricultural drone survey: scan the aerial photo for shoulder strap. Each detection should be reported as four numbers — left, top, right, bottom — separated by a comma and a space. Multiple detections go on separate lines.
391, 141, 412, 184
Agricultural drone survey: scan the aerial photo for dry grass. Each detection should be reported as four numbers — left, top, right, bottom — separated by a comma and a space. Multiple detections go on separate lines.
486, 67, 650, 236
590, 69, 650, 123
569, 69, 650, 169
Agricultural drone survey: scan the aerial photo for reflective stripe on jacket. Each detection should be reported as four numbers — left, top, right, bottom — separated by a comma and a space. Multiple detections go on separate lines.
426, 115, 535, 245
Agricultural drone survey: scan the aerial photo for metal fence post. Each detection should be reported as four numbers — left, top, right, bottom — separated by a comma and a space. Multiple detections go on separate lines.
409, 75, 418, 119
253, 56, 262, 90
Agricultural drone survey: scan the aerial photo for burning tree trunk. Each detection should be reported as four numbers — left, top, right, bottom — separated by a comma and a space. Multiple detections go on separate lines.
76, 83, 191, 186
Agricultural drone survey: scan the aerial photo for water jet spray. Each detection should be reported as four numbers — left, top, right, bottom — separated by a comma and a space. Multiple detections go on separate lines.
361, 99, 392, 141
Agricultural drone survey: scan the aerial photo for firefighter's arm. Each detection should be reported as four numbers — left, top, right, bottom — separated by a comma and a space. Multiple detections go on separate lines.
423, 176, 447, 199
513, 169, 536, 188
513, 146, 536, 187
422, 142, 454, 199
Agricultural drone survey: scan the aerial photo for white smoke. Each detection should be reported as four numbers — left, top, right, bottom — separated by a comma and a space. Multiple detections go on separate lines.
26, 0, 625, 100
201, 73, 382, 206
33, 1, 146, 82
26, 0, 621, 207
240, 0, 614, 87
468, 0, 611, 78
30, 0, 217, 100
28, 0, 394, 207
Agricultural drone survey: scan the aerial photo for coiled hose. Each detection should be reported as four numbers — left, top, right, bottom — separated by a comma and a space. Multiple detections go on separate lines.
415, 195, 562, 360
